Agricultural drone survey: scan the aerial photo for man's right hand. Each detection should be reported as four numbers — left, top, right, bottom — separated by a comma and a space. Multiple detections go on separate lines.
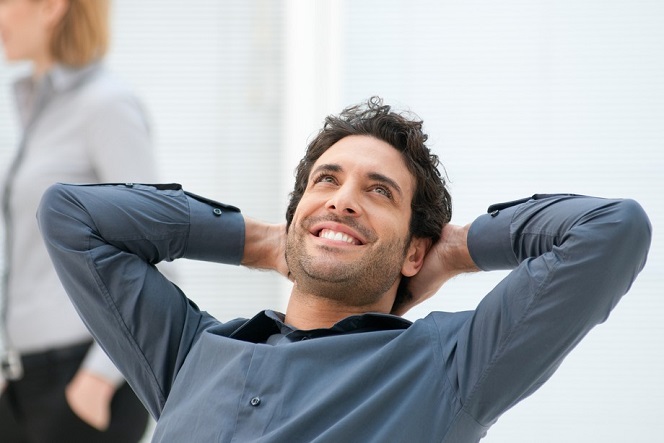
241, 217, 289, 279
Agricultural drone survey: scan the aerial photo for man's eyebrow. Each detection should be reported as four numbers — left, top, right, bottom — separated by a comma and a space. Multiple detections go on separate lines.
311, 164, 342, 177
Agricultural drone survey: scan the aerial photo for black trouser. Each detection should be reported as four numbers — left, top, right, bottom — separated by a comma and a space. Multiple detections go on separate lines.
0, 342, 149, 443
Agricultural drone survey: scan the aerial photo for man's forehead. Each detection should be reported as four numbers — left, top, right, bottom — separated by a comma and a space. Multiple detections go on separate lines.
312, 136, 407, 172
309, 135, 415, 194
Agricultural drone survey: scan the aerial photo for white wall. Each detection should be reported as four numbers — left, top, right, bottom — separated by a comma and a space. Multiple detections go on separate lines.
1, 1, 661, 441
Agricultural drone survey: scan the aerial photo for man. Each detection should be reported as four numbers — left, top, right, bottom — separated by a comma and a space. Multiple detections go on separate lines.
37, 97, 650, 442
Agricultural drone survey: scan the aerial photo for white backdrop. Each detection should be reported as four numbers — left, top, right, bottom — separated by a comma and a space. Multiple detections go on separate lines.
1, 1, 662, 441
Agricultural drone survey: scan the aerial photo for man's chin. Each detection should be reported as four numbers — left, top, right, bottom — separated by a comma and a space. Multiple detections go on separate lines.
300, 264, 356, 286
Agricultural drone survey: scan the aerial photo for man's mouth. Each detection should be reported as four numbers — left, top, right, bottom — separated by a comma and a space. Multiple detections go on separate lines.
318, 228, 362, 245
305, 217, 373, 246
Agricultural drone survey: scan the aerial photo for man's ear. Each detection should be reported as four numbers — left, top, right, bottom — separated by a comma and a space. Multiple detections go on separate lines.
401, 237, 430, 277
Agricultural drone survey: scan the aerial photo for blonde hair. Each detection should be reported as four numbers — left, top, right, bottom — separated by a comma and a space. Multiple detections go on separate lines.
51, 0, 110, 66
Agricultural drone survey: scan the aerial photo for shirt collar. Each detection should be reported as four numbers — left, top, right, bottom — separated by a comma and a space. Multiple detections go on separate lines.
47, 62, 102, 92
229, 309, 412, 344
13, 62, 102, 127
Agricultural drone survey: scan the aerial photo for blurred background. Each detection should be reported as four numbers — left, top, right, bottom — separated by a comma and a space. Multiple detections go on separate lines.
1, 0, 662, 441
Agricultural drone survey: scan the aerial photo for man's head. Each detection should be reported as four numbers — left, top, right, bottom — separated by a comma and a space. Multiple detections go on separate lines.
286, 97, 452, 311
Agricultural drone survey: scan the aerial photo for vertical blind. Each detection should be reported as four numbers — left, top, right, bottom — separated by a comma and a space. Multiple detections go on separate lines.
107, 0, 289, 321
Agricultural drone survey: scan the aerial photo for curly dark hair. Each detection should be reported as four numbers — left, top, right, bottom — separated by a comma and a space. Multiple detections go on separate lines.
285, 97, 452, 310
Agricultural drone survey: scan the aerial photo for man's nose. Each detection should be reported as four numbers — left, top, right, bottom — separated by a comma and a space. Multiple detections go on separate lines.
326, 185, 361, 216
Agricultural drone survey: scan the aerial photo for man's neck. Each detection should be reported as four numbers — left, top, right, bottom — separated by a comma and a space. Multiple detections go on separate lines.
283, 284, 396, 330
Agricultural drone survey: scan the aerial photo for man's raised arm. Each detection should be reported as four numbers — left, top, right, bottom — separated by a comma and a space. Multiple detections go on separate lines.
36, 183, 247, 418
435, 194, 651, 435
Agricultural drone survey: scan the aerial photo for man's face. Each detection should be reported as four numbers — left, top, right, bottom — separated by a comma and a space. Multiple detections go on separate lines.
286, 135, 417, 306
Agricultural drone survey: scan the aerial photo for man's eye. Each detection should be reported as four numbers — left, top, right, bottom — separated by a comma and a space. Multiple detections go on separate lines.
314, 174, 335, 184
373, 186, 392, 198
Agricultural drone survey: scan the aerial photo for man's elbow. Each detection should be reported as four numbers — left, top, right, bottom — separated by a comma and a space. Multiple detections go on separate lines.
37, 183, 81, 247
613, 198, 652, 273
568, 198, 651, 324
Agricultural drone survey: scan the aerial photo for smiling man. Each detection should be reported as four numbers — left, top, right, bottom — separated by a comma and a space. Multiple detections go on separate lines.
284, 135, 429, 326
36, 97, 651, 442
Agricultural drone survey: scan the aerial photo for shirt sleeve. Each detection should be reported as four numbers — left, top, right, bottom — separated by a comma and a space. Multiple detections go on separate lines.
81, 345, 126, 386
443, 194, 651, 428
36, 183, 245, 418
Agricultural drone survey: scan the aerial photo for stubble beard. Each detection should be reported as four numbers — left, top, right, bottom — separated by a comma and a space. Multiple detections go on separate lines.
285, 220, 410, 307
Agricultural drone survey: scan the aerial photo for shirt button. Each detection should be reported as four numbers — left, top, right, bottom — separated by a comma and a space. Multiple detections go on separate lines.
212, 208, 223, 216
250, 397, 261, 407
490, 210, 500, 217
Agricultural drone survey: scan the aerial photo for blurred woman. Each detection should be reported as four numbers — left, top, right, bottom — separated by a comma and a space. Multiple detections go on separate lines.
0, 0, 152, 441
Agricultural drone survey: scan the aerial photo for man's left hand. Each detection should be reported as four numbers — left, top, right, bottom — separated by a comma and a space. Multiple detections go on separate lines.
393, 223, 478, 316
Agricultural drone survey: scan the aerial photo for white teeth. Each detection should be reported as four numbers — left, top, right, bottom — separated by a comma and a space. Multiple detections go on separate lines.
320, 229, 356, 244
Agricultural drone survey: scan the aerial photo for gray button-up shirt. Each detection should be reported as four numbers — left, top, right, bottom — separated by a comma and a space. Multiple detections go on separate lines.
37, 184, 651, 442
1, 63, 155, 384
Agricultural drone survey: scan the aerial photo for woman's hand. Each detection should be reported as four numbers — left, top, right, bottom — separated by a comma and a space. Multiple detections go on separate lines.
65, 369, 116, 431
